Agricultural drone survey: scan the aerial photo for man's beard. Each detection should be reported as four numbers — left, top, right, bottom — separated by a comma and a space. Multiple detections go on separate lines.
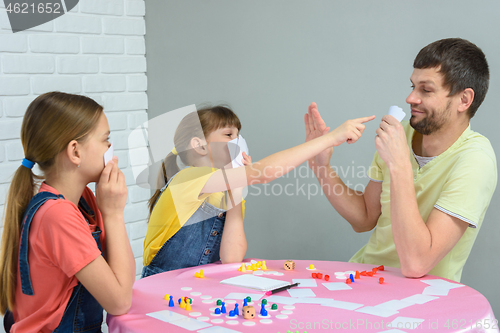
410, 100, 451, 135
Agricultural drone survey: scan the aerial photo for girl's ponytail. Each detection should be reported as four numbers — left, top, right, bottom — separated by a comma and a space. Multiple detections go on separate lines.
147, 152, 179, 214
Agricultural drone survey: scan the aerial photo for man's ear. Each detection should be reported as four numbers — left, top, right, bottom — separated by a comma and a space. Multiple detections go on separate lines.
65, 140, 82, 167
457, 88, 474, 114
191, 137, 208, 156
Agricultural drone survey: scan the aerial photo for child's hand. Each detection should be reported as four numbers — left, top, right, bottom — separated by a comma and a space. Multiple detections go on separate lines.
96, 157, 128, 220
241, 152, 252, 166
305, 102, 331, 168
329, 115, 376, 146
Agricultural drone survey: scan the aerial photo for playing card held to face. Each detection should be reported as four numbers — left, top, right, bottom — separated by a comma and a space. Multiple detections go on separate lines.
228, 135, 249, 168
388, 105, 406, 122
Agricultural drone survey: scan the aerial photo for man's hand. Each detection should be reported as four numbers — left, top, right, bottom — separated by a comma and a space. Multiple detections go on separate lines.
304, 102, 331, 169
375, 115, 410, 170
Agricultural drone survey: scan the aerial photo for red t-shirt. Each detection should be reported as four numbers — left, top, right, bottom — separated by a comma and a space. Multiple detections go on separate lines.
12, 183, 106, 333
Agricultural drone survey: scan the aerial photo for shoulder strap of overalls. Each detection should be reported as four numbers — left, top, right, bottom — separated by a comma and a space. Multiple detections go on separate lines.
19, 191, 65, 295
151, 166, 190, 210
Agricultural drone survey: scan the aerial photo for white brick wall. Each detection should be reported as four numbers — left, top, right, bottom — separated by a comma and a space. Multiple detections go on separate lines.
0, 2, 149, 330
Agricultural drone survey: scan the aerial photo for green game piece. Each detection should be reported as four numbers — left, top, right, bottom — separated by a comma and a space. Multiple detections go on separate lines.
216, 299, 222, 306
261, 299, 267, 305
189, 298, 193, 304
246, 296, 251, 302
271, 303, 278, 310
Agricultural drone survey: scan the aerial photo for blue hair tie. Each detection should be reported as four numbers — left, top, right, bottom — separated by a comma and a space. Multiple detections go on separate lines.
22, 158, 35, 169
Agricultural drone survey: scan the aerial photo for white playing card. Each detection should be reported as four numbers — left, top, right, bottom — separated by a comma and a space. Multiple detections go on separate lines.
388, 105, 406, 122
104, 142, 114, 165
228, 135, 249, 168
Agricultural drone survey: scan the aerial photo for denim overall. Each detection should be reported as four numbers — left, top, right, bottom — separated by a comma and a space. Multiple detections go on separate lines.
18, 192, 103, 333
141, 169, 226, 278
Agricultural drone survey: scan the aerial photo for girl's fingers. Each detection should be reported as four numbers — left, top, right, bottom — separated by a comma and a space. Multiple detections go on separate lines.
354, 115, 376, 124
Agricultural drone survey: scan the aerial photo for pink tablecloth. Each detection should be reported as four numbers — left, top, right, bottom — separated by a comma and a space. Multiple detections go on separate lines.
108, 259, 498, 333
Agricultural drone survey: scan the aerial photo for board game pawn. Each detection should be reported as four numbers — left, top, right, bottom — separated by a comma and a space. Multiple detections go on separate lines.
168, 296, 174, 307
243, 298, 248, 307
216, 299, 222, 306
234, 303, 239, 316
221, 302, 226, 314
185, 301, 191, 311
215, 308, 221, 315
229, 310, 235, 317
350, 273, 355, 282
180, 298, 186, 309
261, 308, 268, 317
260, 303, 266, 316
271, 304, 278, 310
262, 260, 267, 270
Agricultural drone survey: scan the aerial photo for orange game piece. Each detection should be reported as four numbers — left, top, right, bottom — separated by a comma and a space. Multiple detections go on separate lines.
378, 265, 385, 271
355, 271, 360, 279
312, 273, 317, 278
317, 273, 323, 279
379, 277, 384, 284
367, 272, 374, 277
346, 278, 352, 284
324, 275, 330, 281
360, 271, 367, 276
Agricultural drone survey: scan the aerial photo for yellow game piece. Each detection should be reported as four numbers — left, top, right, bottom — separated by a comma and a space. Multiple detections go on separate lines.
241, 264, 247, 272
194, 272, 200, 278
185, 301, 191, 311
262, 261, 267, 270
164, 294, 170, 300
256, 261, 262, 268
180, 298, 186, 309
200, 269, 204, 278
238, 265, 242, 272
309, 264, 315, 269
251, 264, 257, 271
246, 264, 252, 270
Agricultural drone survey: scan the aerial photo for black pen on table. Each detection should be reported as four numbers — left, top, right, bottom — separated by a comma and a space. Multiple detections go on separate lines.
265, 282, 300, 296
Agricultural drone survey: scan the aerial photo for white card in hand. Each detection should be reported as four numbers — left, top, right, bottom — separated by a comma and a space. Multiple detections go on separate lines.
104, 142, 114, 165
388, 105, 406, 122
228, 135, 249, 168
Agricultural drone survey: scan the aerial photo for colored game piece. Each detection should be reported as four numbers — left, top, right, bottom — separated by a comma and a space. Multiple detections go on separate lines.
367, 272, 374, 277
271, 304, 278, 310
284, 260, 295, 270
241, 264, 247, 272
379, 277, 384, 284
309, 264, 315, 269
324, 275, 330, 281
238, 265, 242, 272
260, 303, 266, 316
185, 301, 191, 311
221, 302, 227, 314
215, 308, 221, 315
372, 267, 377, 274
234, 303, 239, 316
360, 270, 367, 276
251, 264, 257, 271
261, 308, 268, 316
200, 269, 204, 278
243, 305, 255, 319
189, 298, 193, 304
262, 261, 267, 270
229, 310, 235, 317
317, 273, 323, 279
261, 299, 267, 305
312, 273, 317, 278
378, 265, 385, 271
350, 274, 354, 282
246, 296, 252, 302
355, 271, 360, 279
169, 296, 174, 307
178, 298, 182, 305
217, 299, 222, 306
346, 278, 352, 284
180, 298, 186, 309
243, 298, 248, 307
164, 294, 170, 301
257, 261, 262, 268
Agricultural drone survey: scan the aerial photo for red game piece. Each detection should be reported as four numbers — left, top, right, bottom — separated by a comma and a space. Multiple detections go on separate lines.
367, 272, 374, 277
317, 273, 323, 279
312, 273, 317, 278
324, 275, 330, 281
379, 277, 384, 284
355, 271, 360, 279
378, 265, 385, 271
346, 278, 351, 284
360, 271, 367, 276
372, 267, 377, 274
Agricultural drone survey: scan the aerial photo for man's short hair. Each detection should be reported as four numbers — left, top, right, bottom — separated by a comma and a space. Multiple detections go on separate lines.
413, 38, 489, 119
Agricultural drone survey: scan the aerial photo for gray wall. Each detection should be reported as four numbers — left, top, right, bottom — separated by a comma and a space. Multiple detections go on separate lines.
145, 0, 500, 316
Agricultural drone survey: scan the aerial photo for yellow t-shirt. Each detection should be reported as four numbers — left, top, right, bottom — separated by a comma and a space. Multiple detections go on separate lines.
143, 167, 245, 266
350, 122, 497, 282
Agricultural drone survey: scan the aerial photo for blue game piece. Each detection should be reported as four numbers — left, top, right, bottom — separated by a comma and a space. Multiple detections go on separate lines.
178, 298, 182, 305
243, 298, 248, 307
234, 303, 239, 316
229, 310, 235, 317
169, 296, 174, 307
221, 301, 226, 314
262, 309, 268, 316
215, 308, 221, 315
350, 273, 355, 282
260, 303, 266, 316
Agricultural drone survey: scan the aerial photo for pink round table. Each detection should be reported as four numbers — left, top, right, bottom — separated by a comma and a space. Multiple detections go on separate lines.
107, 259, 498, 333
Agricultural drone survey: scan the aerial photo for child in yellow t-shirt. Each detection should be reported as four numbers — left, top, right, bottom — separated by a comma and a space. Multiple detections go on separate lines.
142, 105, 374, 277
